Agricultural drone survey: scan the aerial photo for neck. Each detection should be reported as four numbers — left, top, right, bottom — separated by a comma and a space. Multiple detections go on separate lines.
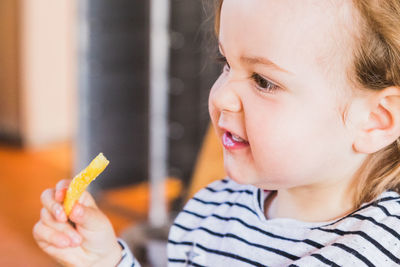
266, 181, 356, 222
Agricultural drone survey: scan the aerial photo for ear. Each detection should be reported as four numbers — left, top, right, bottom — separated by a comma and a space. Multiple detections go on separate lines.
353, 86, 400, 154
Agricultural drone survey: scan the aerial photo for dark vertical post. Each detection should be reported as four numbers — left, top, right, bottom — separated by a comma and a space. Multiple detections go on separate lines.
76, 0, 150, 190
168, 0, 220, 186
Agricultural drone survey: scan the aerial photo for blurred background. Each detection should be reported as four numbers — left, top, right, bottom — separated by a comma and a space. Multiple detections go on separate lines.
0, 0, 225, 266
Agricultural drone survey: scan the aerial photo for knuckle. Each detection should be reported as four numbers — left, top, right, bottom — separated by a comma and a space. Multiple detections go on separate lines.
40, 190, 47, 202
40, 208, 52, 224
40, 188, 53, 204
32, 221, 43, 239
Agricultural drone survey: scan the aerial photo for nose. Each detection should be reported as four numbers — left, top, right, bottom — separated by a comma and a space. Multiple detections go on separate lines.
210, 76, 242, 113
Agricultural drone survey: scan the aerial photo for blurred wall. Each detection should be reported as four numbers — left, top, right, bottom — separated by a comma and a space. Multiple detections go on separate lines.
0, 0, 77, 147
0, 0, 20, 142
20, 0, 77, 147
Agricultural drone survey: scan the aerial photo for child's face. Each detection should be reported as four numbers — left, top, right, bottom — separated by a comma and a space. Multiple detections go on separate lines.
209, 0, 360, 189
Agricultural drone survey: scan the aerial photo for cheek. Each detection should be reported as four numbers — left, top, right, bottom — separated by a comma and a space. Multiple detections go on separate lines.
245, 99, 346, 185
245, 108, 301, 182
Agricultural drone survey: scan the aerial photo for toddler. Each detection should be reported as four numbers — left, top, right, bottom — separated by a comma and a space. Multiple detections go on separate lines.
33, 0, 400, 266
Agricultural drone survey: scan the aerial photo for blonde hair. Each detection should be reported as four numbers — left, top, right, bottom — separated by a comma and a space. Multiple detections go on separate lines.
351, 0, 400, 207
213, 0, 400, 208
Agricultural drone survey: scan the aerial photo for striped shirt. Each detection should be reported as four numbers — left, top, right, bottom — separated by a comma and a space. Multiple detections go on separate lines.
119, 178, 400, 266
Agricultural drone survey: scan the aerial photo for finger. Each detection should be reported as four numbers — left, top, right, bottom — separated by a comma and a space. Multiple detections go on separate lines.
55, 179, 71, 202
69, 202, 109, 232
55, 188, 67, 203
40, 208, 83, 246
78, 191, 98, 209
33, 221, 71, 249
41, 189, 67, 223
55, 179, 71, 191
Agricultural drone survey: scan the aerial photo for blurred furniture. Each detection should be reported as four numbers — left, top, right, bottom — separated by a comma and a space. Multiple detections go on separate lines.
187, 124, 225, 199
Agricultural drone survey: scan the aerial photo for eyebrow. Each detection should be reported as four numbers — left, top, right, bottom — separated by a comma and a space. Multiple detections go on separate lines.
219, 42, 292, 75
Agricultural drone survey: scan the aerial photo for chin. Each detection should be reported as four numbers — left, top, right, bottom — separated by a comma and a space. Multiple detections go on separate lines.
224, 168, 246, 185
225, 167, 259, 186
226, 168, 287, 190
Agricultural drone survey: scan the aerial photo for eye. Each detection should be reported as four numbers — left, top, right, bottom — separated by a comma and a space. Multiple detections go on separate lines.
251, 73, 279, 93
215, 55, 230, 72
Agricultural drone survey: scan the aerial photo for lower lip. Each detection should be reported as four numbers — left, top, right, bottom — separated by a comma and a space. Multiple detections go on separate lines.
222, 132, 249, 150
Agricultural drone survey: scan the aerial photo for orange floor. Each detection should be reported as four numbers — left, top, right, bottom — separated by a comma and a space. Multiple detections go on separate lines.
0, 142, 182, 266
0, 142, 72, 266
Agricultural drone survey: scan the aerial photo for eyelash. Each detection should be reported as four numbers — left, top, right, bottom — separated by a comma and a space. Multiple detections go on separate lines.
215, 55, 280, 93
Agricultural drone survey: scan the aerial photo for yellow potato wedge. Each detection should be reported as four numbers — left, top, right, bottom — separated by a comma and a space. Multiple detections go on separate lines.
63, 153, 109, 215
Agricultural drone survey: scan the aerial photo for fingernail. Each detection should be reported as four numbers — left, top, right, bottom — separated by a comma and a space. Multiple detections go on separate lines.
54, 204, 62, 216
54, 204, 66, 221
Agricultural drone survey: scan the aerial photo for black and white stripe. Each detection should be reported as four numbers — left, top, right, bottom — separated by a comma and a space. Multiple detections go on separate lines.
167, 178, 400, 266
118, 178, 400, 266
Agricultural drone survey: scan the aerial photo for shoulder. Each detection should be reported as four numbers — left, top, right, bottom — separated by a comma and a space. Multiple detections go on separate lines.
313, 191, 400, 265
352, 190, 400, 230
318, 190, 400, 237
317, 190, 400, 230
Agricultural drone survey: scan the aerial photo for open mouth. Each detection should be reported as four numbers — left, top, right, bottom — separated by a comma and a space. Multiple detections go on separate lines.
228, 132, 248, 143
222, 131, 249, 149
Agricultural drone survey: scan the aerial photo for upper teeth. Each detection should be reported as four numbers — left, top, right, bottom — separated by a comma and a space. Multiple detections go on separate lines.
232, 134, 245, 142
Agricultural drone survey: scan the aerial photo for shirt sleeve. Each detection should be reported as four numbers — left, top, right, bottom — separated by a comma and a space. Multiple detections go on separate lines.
116, 238, 141, 267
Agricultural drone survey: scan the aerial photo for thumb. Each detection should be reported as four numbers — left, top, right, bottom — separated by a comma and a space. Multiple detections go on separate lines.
77, 190, 98, 209
69, 192, 108, 231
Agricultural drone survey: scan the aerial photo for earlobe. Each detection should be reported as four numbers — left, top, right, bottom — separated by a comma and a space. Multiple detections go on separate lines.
353, 87, 400, 154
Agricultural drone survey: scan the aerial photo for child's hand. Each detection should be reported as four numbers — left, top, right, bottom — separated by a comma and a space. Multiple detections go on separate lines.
33, 179, 122, 267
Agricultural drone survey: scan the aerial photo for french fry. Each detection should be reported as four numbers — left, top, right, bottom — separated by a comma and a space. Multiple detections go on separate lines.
63, 153, 109, 216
